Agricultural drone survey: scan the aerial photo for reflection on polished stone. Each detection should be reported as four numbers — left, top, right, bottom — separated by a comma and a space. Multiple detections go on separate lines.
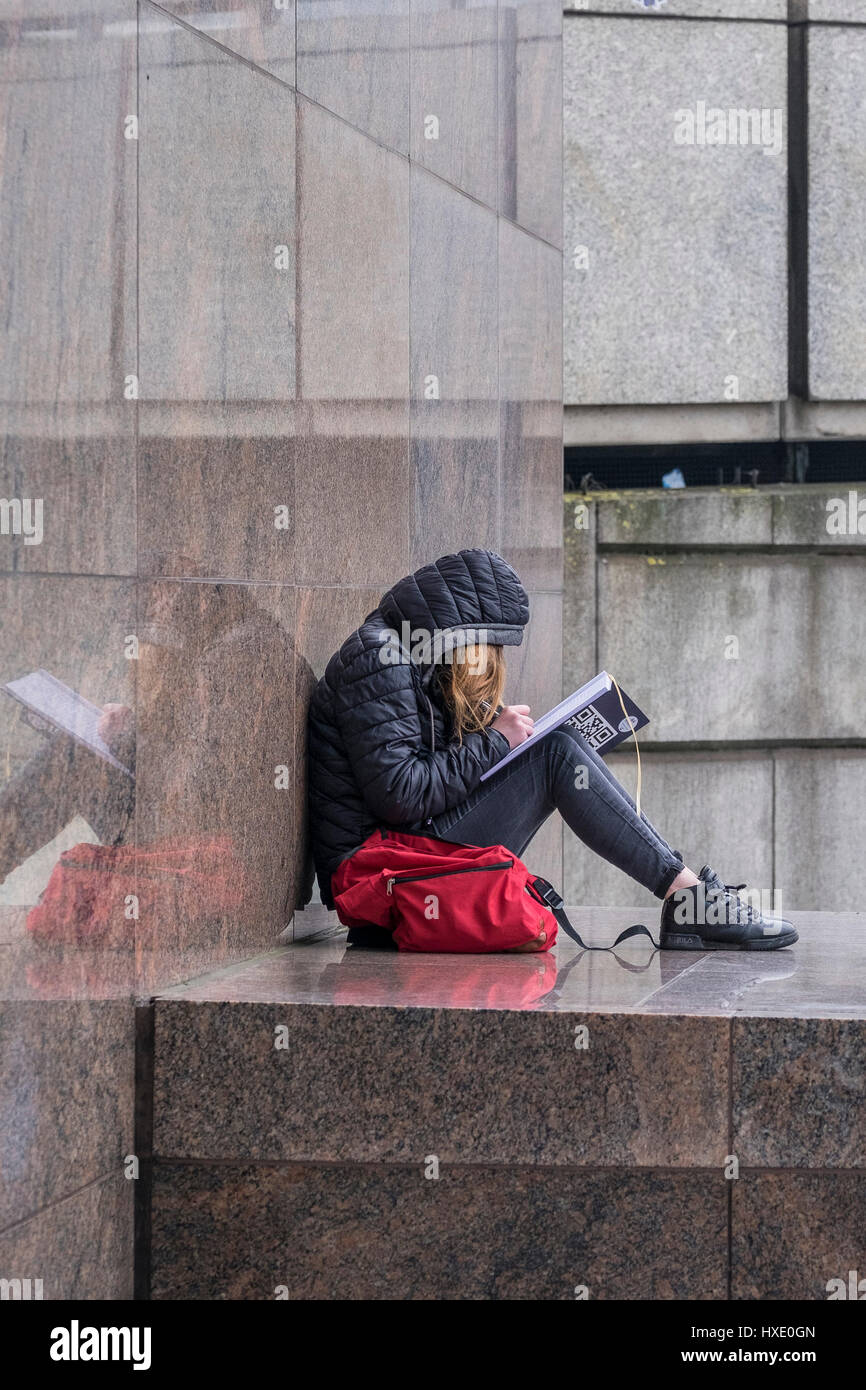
137, 416, 295, 583
0, 989, 134, 1230
0, 570, 137, 1242
156, 910, 859, 1020
638, 917, 866, 1017
154, 912, 702, 1013
0, 1172, 133, 1302
0, 6, 140, 1291
147, 911, 862, 1299
0, 576, 136, 944
0, 929, 135, 1001
134, 580, 302, 991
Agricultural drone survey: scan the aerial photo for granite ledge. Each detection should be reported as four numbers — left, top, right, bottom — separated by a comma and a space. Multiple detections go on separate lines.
153, 911, 865, 1020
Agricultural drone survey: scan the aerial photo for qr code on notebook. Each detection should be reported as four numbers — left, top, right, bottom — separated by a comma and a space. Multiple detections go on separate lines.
566, 705, 617, 750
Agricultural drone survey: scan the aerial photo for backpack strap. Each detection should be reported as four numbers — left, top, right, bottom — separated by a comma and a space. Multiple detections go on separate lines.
530, 877, 659, 952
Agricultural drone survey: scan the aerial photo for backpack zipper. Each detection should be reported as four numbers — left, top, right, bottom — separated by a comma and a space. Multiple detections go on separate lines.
386, 859, 513, 894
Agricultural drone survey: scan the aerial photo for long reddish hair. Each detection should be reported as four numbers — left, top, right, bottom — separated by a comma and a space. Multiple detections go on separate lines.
437, 644, 506, 743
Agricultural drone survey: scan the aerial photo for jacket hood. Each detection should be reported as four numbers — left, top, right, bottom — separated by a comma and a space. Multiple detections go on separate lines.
375, 549, 529, 659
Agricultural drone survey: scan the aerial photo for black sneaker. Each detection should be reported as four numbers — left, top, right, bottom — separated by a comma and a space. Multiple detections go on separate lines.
659, 866, 798, 951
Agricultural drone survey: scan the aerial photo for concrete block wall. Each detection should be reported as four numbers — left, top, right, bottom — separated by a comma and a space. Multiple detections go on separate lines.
562, 487, 866, 914
564, 1, 866, 442
561, 4, 866, 912
564, 7, 788, 407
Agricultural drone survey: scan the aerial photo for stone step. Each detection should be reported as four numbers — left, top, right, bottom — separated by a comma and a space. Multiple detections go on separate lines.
145, 910, 866, 1300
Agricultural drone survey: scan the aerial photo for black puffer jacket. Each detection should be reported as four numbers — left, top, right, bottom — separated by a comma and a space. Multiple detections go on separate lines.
308, 549, 530, 906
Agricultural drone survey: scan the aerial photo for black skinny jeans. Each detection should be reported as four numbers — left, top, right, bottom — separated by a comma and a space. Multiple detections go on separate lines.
423, 725, 683, 900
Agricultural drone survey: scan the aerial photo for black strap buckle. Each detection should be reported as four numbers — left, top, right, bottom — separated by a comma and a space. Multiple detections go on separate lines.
531, 877, 564, 911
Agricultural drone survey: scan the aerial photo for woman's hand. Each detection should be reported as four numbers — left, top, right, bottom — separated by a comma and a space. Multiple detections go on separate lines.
492, 704, 534, 750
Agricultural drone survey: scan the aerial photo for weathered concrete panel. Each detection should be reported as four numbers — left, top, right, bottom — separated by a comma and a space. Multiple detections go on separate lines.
774, 750, 866, 912
794, 3, 866, 21
564, 402, 781, 447
808, 26, 866, 399
773, 487, 866, 546
564, 16, 787, 404
565, 3, 786, 16
598, 553, 865, 742
596, 490, 773, 547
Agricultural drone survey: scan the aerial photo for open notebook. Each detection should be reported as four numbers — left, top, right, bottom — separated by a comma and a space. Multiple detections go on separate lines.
480, 670, 648, 781
2, 669, 134, 777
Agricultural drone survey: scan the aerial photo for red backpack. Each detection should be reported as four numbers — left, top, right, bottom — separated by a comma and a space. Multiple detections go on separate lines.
331, 828, 657, 955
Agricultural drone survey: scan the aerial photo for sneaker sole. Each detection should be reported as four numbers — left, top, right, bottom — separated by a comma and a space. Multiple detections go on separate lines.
659, 929, 799, 952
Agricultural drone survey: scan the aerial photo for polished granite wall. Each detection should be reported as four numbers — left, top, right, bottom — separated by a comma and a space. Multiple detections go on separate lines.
0, 1, 562, 1299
